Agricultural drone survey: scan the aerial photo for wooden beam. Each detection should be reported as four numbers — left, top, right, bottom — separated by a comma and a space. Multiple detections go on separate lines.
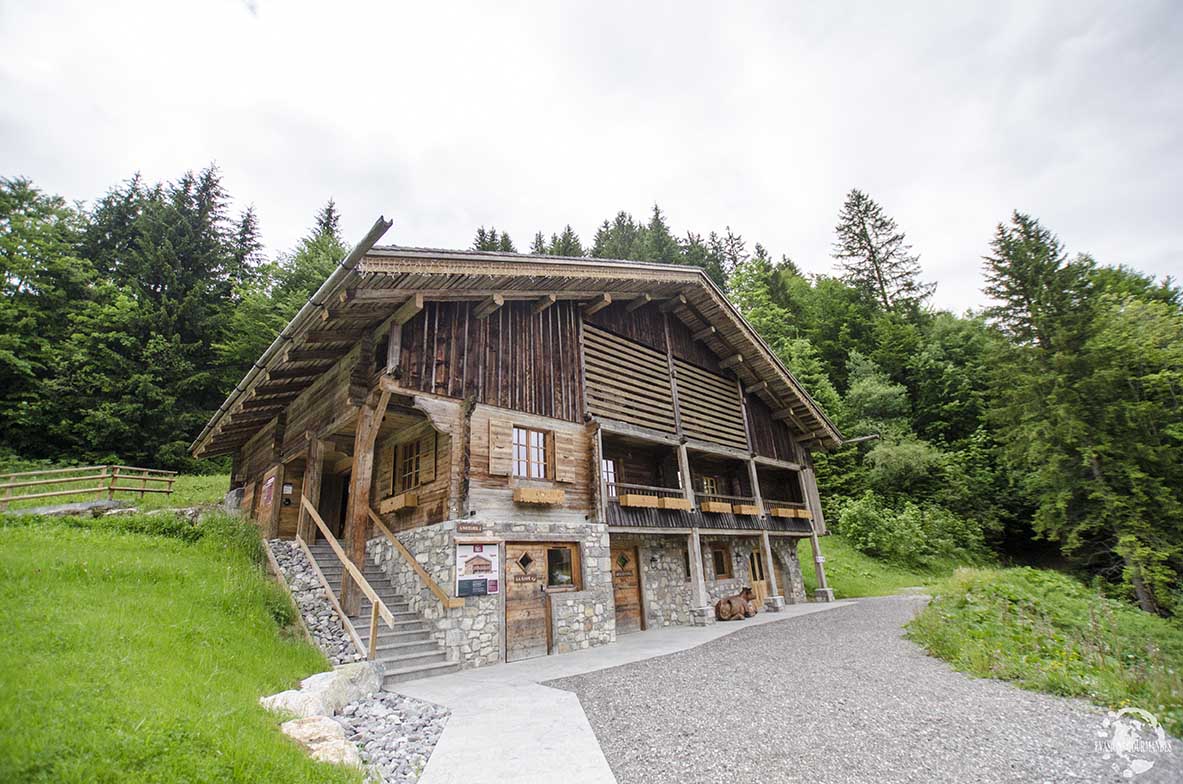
745, 380, 768, 394
240, 398, 291, 411
284, 348, 343, 363
304, 329, 361, 343
297, 438, 324, 543
391, 292, 424, 326
719, 353, 744, 370
337, 289, 351, 305
582, 293, 612, 316
771, 409, 794, 421
340, 388, 391, 615
266, 366, 329, 382
659, 294, 687, 313
474, 293, 505, 320
532, 293, 556, 314
692, 326, 716, 341
625, 293, 652, 313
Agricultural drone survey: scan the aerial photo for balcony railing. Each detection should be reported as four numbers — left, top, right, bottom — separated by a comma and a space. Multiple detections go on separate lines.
695, 491, 760, 516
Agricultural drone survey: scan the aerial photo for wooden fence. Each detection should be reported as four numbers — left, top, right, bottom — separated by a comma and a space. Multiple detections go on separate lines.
0, 465, 177, 511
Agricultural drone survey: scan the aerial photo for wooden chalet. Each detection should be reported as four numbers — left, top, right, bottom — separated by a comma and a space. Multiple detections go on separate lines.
192, 217, 842, 671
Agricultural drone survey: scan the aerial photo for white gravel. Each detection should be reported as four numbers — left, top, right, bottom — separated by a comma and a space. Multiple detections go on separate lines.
548, 596, 1181, 784
336, 691, 449, 783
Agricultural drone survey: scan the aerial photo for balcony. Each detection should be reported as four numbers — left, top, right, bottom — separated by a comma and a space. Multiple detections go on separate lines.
605, 481, 696, 529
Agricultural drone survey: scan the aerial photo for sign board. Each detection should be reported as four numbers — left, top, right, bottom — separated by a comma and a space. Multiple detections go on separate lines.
261, 476, 275, 507
456, 542, 499, 596
456, 521, 484, 534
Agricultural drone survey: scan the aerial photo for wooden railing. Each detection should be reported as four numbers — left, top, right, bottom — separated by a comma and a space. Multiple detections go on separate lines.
367, 507, 464, 610
299, 495, 396, 659
696, 491, 760, 515
0, 464, 176, 510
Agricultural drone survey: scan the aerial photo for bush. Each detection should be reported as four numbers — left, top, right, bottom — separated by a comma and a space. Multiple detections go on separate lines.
835, 491, 985, 567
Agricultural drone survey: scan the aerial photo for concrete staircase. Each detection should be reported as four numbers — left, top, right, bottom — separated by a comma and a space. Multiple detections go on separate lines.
306, 540, 459, 687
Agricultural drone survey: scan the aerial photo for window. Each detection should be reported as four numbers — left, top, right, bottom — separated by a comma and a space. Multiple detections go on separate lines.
546, 545, 579, 590
513, 427, 548, 479
601, 459, 617, 496
711, 544, 732, 579
397, 439, 421, 493
683, 547, 692, 582
374, 335, 390, 373
701, 476, 719, 496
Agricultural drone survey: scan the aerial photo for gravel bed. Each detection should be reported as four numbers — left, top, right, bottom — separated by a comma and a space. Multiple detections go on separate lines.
336, 692, 449, 783
269, 539, 363, 665
548, 596, 1181, 784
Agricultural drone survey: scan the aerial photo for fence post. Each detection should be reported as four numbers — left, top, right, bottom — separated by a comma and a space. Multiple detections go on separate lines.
139, 474, 146, 500
107, 466, 119, 501
0, 483, 9, 512
368, 604, 379, 660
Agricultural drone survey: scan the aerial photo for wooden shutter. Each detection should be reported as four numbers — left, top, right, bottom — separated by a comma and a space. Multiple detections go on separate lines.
489, 419, 513, 476
419, 432, 437, 484
553, 429, 579, 484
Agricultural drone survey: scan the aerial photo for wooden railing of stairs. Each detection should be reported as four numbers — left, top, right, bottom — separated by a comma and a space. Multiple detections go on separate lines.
299, 495, 396, 659
366, 507, 465, 610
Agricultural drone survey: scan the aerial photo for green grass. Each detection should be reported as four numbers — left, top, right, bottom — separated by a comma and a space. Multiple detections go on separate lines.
796, 532, 955, 598
1, 472, 228, 512
906, 567, 1183, 736
0, 512, 360, 784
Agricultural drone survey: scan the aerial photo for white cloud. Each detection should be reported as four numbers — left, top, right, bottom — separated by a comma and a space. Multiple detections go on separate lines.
1, 0, 1179, 311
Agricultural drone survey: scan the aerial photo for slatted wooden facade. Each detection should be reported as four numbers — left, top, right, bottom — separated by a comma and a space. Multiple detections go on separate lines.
745, 393, 799, 463
674, 359, 747, 450
398, 300, 583, 423
583, 325, 676, 432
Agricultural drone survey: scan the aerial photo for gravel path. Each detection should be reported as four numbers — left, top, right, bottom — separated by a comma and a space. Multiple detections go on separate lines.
548, 596, 1181, 784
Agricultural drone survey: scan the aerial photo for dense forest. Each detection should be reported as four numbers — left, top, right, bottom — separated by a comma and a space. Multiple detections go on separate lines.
1, 169, 1180, 615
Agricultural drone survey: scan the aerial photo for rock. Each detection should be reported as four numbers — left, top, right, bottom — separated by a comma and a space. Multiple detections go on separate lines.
11, 499, 128, 517
281, 716, 364, 768
260, 661, 384, 718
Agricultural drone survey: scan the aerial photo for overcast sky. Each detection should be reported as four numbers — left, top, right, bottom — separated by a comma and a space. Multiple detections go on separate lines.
2, 1, 1179, 311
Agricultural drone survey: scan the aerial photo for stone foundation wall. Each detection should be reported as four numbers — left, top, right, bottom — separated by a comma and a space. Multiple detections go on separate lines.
610, 533, 694, 628
770, 537, 809, 604
367, 519, 614, 669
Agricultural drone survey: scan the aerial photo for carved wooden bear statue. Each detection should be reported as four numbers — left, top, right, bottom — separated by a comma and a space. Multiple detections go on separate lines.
714, 586, 758, 621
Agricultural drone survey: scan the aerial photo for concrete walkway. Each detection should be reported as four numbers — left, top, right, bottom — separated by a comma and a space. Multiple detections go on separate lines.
392, 600, 853, 784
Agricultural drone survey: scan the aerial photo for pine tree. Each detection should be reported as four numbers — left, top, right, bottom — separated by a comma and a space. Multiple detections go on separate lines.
473, 226, 514, 252
548, 225, 583, 257
591, 212, 641, 259
314, 199, 341, 241
641, 205, 679, 264
832, 188, 934, 312
982, 211, 1091, 350
497, 231, 516, 253
530, 231, 547, 255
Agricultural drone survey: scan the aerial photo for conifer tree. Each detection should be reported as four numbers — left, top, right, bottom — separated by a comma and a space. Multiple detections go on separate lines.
832, 188, 934, 312
530, 231, 547, 254
314, 199, 341, 241
641, 205, 679, 264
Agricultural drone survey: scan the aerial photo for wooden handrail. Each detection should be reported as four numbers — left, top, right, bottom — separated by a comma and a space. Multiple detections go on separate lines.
300, 495, 395, 658
0, 465, 175, 511
0, 465, 107, 479
606, 481, 683, 496
367, 507, 465, 610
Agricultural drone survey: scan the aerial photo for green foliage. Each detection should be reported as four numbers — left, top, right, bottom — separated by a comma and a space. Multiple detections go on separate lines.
0, 513, 358, 783
472, 226, 515, 252
834, 491, 985, 567
907, 568, 1183, 735
795, 533, 949, 599
832, 188, 934, 311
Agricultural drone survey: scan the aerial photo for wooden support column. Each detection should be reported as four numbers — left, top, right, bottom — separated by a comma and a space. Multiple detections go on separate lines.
687, 527, 711, 625
593, 425, 607, 524
760, 530, 784, 610
340, 388, 391, 615
264, 464, 284, 539
801, 453, 833, 602
298, 436, 325, 543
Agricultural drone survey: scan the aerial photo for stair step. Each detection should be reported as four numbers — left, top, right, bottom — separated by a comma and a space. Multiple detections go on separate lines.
370, 639, 441, 656
374, 650, 448, 669
354, 618, 429, 635
354, 627, 433, 644
381, 660, 461, 686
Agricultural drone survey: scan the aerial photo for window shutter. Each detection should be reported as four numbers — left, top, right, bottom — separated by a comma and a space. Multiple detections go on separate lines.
553, 429, 579, 484
392, 445, 402, 494
488, 419, 513, 476
419, 432, 437, 483
545, 430, 557, 480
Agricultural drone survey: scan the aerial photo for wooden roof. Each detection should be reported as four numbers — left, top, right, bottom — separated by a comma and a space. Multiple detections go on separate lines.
192, 245, 844, 458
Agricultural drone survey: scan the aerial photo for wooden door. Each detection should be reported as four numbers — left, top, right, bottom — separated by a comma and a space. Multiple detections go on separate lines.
505, 542, 550, 662
611, 546, 644, 634
748, 550, 769, 605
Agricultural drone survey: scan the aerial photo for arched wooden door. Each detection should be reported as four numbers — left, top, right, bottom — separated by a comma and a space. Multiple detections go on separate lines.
748, 550, 769, 605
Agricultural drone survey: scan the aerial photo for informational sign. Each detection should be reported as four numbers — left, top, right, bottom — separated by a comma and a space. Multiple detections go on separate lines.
261, 476, 276, 507
456, 542, 499, 596
456, 522, 484, 534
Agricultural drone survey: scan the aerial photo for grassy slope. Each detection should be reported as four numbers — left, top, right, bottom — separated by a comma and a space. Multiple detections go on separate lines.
796, 533, 952, 598
1, 473, 229, 512
907, 567, 1183, 736
0, 514, 360, 784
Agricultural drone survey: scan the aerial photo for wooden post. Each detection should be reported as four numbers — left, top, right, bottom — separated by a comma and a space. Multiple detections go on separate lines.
139, 474, 147, 500
264, 463, 284, 540
593, 426, 607, 523
341, 388, 391, 616
800, 454, 833, 601
687, 527, 711, 625
107, 466, 118, 501
368, 603, 379, 659
676, 443, 695, 508
298, 437, 325, 543
745, 458, 765, 518
760, 530, 783, 610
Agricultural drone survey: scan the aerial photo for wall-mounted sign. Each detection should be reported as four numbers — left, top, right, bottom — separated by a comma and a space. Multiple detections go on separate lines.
282, 483, 294, 495
457, 543, 499, 596
261, 476, 276, 507
456, 522, 484, 534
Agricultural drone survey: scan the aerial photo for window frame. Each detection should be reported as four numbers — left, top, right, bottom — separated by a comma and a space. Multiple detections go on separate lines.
701, 476, 719, 496
545, 543, 581, 591
395, 438, 422, 494
710, 543, 733, 579
601, 458, 617, 497
512, 426, 549, 480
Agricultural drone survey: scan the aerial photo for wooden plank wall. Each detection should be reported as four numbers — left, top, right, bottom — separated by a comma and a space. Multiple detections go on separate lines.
281, 347, 359, 456
745, 394, 797, 462
398, 301, 582, 422
586, 301, 722, 372
675, 359, 748, 450
467, 404, 592, 523
372, 421, 453, 532
583, 326, 676, 432
240, 421, 279, 497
